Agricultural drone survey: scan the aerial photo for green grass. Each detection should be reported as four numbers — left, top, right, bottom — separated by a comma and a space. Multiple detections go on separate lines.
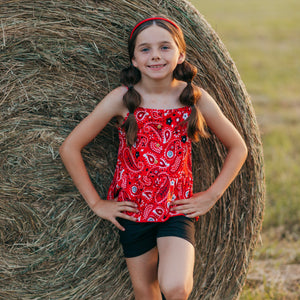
190, 0, 300, 232
191, 0, 300, 103
240, 285, 297, 300
189, 0, 300, 298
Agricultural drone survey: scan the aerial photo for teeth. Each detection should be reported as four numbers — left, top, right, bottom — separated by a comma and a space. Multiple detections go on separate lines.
150, 65, 164, 68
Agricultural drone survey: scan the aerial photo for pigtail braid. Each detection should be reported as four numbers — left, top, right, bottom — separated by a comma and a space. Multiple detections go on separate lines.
120, 65, 142, 147
174, 61, 209, 141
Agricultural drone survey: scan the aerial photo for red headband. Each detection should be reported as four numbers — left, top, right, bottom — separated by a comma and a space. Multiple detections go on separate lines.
130, 17, 180, 39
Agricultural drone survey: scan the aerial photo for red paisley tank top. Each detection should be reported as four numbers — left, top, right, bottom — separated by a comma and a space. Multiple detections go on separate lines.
107, 106, 193, 222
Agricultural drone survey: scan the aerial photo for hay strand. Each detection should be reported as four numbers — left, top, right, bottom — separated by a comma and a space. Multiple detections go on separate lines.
0, 0, 264, 299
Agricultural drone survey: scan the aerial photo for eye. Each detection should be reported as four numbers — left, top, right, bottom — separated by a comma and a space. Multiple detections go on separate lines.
161, 46, 170, 50
141, 48, 149, 52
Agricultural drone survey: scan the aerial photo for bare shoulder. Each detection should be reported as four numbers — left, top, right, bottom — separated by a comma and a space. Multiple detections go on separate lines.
92, 85, 127, 119
107, 85, 128, 99
197, 87, 246, 147
60, 86, 128, 148
198, 88, 214, 103
197, 88, 222, 115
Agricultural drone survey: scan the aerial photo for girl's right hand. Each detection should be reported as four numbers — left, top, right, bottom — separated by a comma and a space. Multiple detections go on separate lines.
91, 199, 139, 231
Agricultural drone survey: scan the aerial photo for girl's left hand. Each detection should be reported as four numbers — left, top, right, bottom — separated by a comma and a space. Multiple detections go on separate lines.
170, 191, 218, 218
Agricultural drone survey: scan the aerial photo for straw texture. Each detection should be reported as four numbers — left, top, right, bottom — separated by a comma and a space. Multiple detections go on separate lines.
0, 0, 264, 299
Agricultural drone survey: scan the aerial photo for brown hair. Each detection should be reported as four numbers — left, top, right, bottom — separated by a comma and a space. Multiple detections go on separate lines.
120, 17, 209, 146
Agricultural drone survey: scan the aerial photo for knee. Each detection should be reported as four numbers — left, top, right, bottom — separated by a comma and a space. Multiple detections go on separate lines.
133, 282, 161, 300
160, 280, 193, 300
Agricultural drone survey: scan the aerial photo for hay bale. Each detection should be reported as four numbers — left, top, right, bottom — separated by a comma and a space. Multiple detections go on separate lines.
0, 0, 264, 299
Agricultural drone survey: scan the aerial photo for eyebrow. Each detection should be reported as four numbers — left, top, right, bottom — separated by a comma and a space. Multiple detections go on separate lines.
136, 41, 172, 48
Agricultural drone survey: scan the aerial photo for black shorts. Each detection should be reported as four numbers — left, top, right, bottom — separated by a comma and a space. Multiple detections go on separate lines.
118, 216, 195, 258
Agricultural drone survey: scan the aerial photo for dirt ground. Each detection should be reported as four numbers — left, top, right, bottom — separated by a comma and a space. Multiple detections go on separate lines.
244, 230, 300, 299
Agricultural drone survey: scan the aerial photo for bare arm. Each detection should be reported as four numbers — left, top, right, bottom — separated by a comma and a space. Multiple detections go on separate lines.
59, 86, 138, 230
171, 89, 248, 217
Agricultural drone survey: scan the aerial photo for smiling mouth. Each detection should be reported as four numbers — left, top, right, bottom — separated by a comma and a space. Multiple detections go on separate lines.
148, 64, 166, 69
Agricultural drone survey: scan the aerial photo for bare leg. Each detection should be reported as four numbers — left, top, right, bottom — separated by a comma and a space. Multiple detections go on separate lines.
125, 247, 162, 300
157, 237, 195, 300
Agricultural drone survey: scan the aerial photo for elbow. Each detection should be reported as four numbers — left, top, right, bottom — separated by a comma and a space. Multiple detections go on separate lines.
240, 140, 248, 163
59, 139, 82, 161
229, 140, 248, 164
59, 142, 67, 160
59, 140, 73, 160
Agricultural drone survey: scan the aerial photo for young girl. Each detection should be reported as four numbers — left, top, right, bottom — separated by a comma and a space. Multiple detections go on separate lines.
60, 16, 248, 300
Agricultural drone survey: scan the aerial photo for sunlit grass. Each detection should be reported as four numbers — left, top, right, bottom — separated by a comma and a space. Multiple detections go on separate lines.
191, 0, 300, 103
190, 0, 300, 232
263, 125, 300, 229
189, 0, 300, 298
240, 285, 297, 300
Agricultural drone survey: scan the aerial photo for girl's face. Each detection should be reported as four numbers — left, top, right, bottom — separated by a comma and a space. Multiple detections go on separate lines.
132, 25, 185, 81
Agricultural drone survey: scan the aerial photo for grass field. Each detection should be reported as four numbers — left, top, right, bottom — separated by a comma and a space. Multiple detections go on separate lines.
190, 0, 300, 232
190, 0, 300, 298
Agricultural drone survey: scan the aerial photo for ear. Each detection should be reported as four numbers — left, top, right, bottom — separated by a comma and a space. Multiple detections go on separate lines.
177, 52, 185, 64
131, 57, 138, 68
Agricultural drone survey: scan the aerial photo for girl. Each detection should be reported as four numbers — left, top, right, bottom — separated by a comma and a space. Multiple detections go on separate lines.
60, 16, 248, 300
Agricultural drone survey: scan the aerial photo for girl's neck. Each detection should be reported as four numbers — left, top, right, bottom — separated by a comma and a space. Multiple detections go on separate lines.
137, 76, 177, 95
135, 78, 185, 109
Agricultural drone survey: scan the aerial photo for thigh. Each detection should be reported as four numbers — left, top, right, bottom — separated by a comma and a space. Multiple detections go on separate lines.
118, 218, 158, 258
157, 215, 195, 247
125, 247, 162, 300
157, 236, 195, 291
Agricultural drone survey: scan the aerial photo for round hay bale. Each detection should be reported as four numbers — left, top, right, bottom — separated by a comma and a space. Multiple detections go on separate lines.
0, 0, 264, 299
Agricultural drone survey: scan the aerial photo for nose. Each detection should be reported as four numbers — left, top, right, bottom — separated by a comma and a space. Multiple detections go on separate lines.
151, 49, 161, 61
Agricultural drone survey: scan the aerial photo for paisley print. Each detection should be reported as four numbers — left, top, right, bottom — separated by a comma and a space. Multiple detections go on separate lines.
107, 106, 193, 222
